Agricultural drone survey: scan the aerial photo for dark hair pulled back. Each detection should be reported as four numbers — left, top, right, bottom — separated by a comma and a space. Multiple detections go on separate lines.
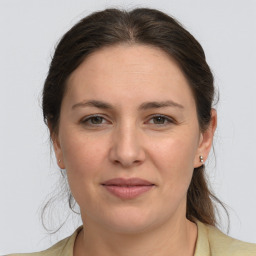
42, 7, 228, 230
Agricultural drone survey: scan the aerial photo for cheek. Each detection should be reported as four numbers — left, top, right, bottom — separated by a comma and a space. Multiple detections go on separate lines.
151, 133, 198, 191
60, 130, 107, 180
154, 134, 198, 168
59, 132, 108, 207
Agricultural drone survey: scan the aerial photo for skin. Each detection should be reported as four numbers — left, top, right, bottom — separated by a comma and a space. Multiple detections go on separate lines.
52, 44, 217, 256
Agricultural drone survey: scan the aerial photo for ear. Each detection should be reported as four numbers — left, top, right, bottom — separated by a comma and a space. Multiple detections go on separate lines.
48, 123, 65, 169
194, 109, 217, 168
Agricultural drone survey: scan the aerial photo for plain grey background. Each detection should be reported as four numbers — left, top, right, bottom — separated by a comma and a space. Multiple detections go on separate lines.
1, 0, 256, 254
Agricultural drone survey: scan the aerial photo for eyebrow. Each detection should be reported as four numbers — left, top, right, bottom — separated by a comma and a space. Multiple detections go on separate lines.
72, 100, 113, 110
72, 99, 184, 111
140, 100, 184, 110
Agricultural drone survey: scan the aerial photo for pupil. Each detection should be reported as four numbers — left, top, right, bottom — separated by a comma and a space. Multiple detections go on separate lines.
154, 116, 164, 124
92, 117, 102, 124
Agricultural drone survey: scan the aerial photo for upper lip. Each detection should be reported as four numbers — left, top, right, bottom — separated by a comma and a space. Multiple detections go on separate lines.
102, 178, 154, 186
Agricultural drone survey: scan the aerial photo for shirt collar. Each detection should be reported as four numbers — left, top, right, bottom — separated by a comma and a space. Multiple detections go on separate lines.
194, 219, 211, 256
63, 220, 211, 256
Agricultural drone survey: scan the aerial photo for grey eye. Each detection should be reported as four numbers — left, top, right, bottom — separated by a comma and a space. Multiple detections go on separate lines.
81, 115, 107, 126
152, 116, 166, 124
89, 116, 104, 124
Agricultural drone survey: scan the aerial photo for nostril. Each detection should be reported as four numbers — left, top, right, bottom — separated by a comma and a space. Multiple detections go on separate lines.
114, 160, 121, 165
109, 143, 146, 168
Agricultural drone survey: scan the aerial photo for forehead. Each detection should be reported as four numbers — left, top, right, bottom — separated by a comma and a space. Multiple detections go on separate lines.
65, 44, 195, 110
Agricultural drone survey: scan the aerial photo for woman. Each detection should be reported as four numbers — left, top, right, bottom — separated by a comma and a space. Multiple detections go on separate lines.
8, 7, 256, 256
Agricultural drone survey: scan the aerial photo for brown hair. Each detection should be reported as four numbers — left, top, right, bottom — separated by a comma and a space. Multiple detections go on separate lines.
42, 7, 229, 232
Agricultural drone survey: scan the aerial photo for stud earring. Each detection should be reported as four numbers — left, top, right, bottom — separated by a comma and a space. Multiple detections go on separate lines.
199, 155, 204, 163
58, 159, 61, 163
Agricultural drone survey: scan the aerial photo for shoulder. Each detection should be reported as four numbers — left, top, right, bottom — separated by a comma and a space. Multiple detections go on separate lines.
6, 226, 83, 256
195, 219, 256, 256
206, 224, 256, 255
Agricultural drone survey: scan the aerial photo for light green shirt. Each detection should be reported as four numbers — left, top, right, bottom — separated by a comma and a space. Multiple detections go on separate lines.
7, 220, 256, 255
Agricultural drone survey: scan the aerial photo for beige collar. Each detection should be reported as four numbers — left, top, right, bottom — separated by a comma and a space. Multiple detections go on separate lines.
62, 220, 210, 256
194, 219, 210, 256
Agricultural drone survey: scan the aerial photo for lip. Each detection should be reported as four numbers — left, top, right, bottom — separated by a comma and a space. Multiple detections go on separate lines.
101, 178, 155, 199
102, 178, 154, 186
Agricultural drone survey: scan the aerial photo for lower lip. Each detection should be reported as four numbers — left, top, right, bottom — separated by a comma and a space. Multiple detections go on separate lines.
102, 185, 154, 199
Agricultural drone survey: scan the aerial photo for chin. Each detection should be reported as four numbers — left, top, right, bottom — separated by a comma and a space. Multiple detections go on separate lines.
101, 207, 160, 234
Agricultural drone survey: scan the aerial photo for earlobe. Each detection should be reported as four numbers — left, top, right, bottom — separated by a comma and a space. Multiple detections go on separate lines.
194, 109, 217, 168
51, 132, 65, 170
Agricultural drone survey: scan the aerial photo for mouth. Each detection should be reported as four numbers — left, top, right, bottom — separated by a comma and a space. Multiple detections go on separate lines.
101, 178, 155, 199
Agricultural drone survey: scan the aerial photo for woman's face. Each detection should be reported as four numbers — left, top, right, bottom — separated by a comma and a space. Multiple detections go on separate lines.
53, 44, 215, 233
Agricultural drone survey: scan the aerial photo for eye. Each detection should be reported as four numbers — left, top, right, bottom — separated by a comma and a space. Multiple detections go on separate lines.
147, 114, 175, 126
81, 115, 109, 126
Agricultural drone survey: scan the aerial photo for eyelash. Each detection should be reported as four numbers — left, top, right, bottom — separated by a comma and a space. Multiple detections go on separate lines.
80, 114, 175, 127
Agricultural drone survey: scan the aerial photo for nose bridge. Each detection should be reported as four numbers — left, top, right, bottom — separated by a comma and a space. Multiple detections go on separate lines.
110, 119, 145, 167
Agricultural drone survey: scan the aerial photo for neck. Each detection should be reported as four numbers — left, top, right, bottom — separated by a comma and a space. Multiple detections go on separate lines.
74, 216, 197, 256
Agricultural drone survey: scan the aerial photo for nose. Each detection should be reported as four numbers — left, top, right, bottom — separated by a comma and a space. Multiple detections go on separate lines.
109, 123, 146, 168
